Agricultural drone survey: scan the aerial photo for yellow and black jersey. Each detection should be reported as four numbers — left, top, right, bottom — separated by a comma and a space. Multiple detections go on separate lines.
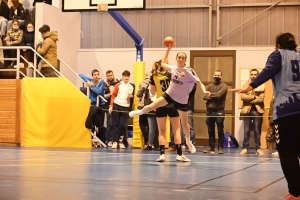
149, 71, 171, 98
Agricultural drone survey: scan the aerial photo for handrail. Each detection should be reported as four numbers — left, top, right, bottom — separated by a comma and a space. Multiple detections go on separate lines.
20, 55, 45, 78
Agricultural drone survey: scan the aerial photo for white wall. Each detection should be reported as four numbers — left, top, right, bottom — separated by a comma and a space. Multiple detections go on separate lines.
35, 3, 81, 84
77, 47, 275, 144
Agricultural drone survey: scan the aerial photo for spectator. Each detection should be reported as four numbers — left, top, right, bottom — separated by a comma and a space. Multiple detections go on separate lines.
79, 69, 105, 143
109, 70, 134, 149
7, 0, 25, 31
203, 70, 228, 154
0, 0, 9, 40
103, 70, 119, 147
239, 69, 265, 155
4, 18, 22, 68
20, 22, 34, 68
36, 24, 58, 77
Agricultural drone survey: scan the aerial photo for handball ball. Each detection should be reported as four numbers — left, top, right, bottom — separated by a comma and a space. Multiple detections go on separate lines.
164, 36, 175, 47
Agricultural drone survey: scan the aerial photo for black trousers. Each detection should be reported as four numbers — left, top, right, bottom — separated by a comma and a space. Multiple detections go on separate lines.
274, 113, 300, 197
111, 103, 130, 143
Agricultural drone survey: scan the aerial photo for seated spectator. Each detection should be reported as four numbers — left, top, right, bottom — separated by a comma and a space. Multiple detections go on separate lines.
7, 0, 25, 32
36, 24, 58, 77
0, 0, 9, 40
4, 19, 22, 68
20, 22, 34, 68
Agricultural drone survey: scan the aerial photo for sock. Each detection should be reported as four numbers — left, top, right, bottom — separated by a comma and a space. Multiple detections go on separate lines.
159, 145, 165, 155
176, 144, 182, 156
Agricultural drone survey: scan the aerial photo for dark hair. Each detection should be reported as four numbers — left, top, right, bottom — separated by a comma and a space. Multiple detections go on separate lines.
276, 32, 297, 50
122, 70, 130, 76
250, 69, 259, 74
91, 69, 99, 75
215, 70, 222, 75
39, 24, 50, 33
151, 60, 162, 76
106, 70, 113, 75
176, 52, 187, 59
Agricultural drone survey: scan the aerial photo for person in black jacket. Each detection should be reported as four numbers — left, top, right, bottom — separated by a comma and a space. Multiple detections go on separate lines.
20, 22, 34, 68
0, 0, 9, 40
32, 0, 52, 6
7, 0, 25, 31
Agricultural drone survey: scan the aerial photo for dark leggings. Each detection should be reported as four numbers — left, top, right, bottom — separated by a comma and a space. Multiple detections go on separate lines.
274, 113, 300, 197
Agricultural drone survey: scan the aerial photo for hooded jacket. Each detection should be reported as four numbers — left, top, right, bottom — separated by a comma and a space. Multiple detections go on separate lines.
37, 31, 58, 68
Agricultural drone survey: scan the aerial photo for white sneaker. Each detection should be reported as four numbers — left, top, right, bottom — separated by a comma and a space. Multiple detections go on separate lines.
240, 149, 248, 154
111, 142, 117, 149
272, 151, 278, 155
176, 154, 191, 162
107, 141, 112, 147
28, 62, 34, 68
186, 142, 196, 153
119, 142, 125, 149
156, 154, 166, 162
256, 149, 264, 155
129, 110, 143, 117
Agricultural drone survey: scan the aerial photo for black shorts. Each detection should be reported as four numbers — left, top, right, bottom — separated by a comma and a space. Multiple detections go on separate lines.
162, 93, 188, 112
155, 107, 179, 118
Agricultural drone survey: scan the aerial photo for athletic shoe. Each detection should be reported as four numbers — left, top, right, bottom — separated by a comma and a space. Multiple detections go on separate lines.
144, 145, 152, 150
218, 147, 224, 154
129, 110, 143, 117
107, 141, 112, 147
203, 148, 215, 154
240, 149, 248, 154
156, 154, 166, 162
119, 142, 125, 149
112, 142, 117, 149
186, 142, 196, 153
256, 149, 264, 155
284, 193, 300, 200
272, 151, 279, 156
176, 154, 191, 162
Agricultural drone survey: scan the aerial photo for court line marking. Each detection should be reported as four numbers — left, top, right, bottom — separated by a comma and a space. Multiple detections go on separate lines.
254, 176, 285, 193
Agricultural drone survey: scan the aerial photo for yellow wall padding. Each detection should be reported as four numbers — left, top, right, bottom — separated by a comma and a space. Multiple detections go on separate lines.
22, 78, 92, 148
132, 62, 145, 148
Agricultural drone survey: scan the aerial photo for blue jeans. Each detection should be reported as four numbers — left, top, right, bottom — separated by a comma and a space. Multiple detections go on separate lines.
147, 115, 157, 146
242, 110, 262, 150
205, 110, 225, 149
181, 110, 196, 145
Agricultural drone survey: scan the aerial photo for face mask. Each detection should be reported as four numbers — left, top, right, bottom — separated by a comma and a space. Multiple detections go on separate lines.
27, 30, 33, 32
214, 77, 221, 83
13, 26, 19, 30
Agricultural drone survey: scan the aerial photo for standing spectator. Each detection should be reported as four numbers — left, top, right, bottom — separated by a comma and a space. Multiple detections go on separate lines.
36, 24, 58, 77
20, 23, 34, 68
203, 70, 228, 154
239, 69, 265, 155
109, 70, 134, 149
7, 0, 25, 31
136, 72, 151, 149
103, 70, 119, 147
0, 0, 9, 40
181, 83, 196, 146
4, 19, 22, 68
231, 32, 300, 200
79, 69, 105, 143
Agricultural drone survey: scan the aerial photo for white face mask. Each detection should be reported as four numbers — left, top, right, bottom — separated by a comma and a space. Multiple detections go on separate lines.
13, 26, 19, 30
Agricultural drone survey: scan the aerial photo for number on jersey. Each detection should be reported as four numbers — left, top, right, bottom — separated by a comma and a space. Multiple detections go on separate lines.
291, 60, 300, 81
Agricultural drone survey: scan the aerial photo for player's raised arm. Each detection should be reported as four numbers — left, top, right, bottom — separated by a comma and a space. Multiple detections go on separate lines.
161, 44, 174, 71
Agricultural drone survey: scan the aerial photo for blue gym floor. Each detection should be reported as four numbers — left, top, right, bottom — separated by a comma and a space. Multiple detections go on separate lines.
0, 146, 286, 200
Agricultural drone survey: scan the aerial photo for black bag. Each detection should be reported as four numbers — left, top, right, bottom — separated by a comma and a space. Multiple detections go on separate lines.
80, 82, 87, 95
266, 124, 275, 142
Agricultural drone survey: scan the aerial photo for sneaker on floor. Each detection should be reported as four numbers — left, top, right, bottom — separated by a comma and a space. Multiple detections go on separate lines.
119, 142, 125, 149
272, 151, 279, 156
129, 110, 143, 117
176, 154, 191, 162
107, 141, 112, 147
186, 142, 196, 153
111, 142, 117, 149
144, 145, 152, 150
218, 147, 224, 154
203, 148, 215, 154
284, 193, 300, 200
156, 154, 166, 162
240, 149, 248, 154
256, 149, 264, 155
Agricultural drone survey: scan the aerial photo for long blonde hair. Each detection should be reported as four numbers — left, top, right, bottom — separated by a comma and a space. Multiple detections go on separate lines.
151, 60, 163, 76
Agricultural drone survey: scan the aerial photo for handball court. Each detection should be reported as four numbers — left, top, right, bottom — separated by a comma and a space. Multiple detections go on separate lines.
0, 146, 285, 200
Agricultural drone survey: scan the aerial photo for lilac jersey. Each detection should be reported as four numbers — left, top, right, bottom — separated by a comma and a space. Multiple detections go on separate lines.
166, 65, 200, 104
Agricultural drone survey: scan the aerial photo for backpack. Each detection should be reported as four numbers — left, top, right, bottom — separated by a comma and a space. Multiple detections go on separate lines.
223, 132, 239, 148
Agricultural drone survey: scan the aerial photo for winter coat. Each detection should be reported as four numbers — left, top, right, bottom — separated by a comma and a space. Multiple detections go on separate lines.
0, 1, 9, 20
37, 31, 58, 68
4, 28, 22, 45
9, 3, 25, 20
20, 30, 34, 48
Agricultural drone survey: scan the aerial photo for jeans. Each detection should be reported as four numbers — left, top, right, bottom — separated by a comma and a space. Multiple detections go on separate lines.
0, 18, 7, 37
205, 110, 225, 149
147, 115, 157, 146
181, 110, 196, 145
242, 110, 262, 150
139, 114, 148, 144
105, 112, 113, 142
111, 104, 130, 143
